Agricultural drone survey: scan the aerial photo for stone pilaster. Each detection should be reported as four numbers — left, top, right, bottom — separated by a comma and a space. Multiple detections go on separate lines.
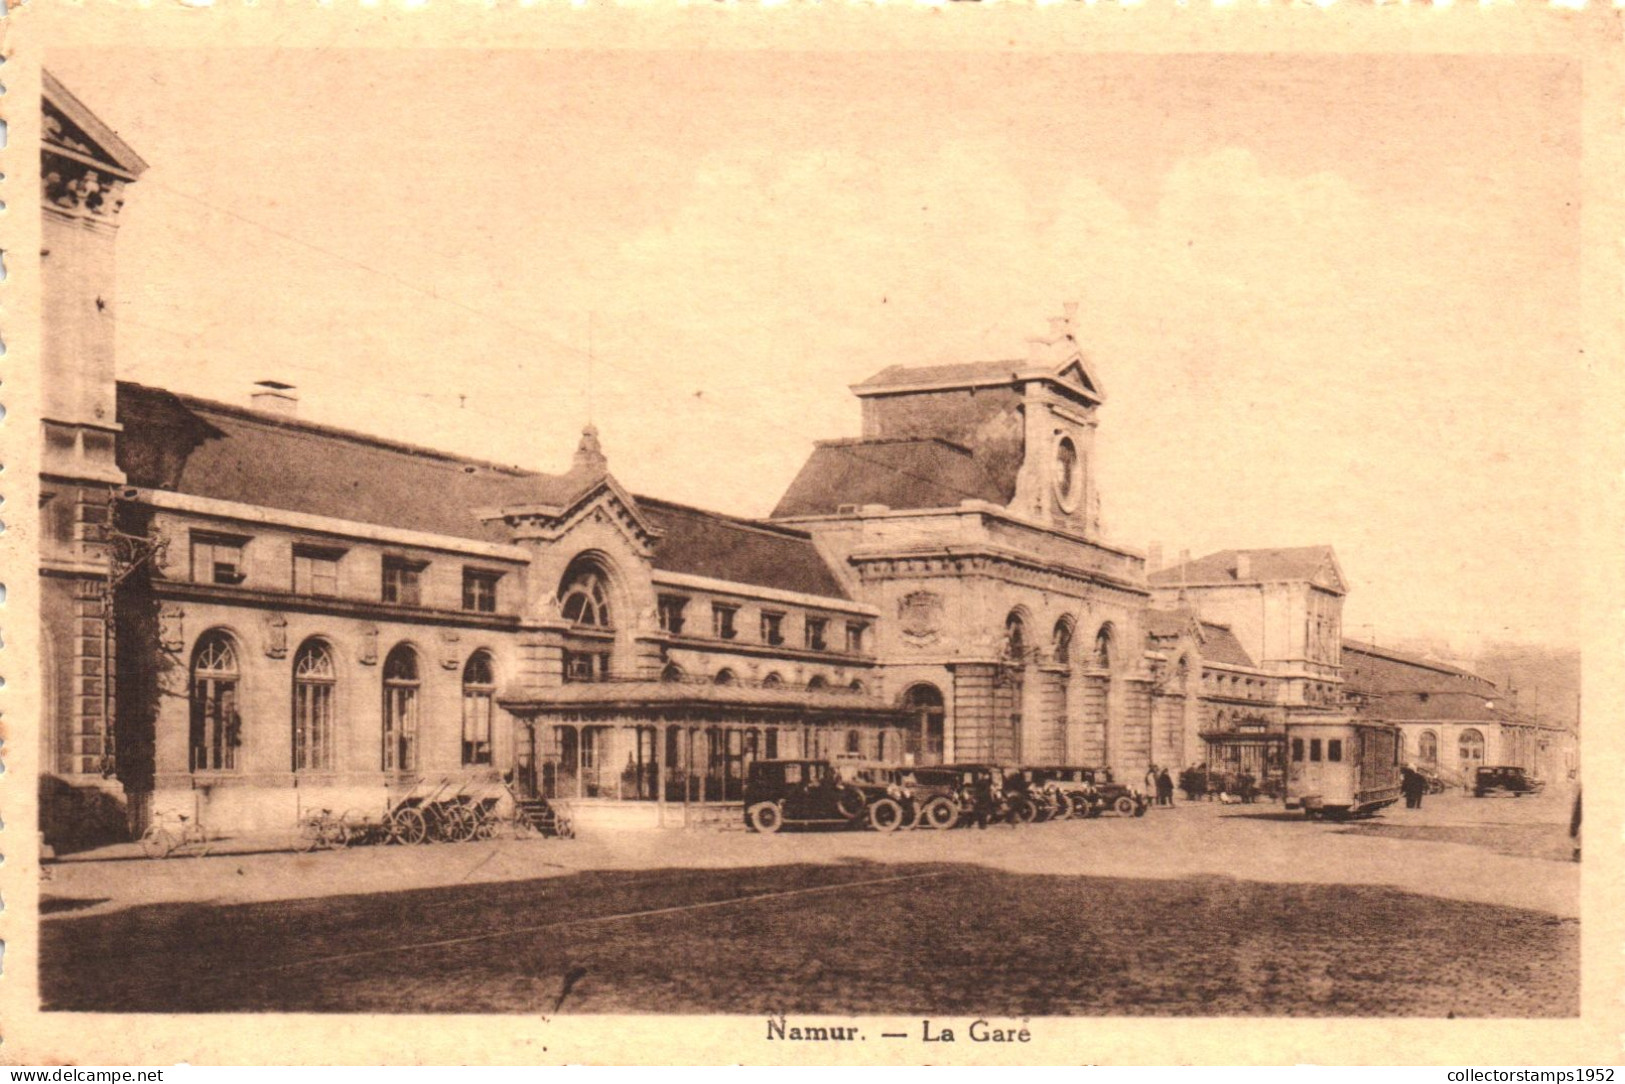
949, 663, 999, 762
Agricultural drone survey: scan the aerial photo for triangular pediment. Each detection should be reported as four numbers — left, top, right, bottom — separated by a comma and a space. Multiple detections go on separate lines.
1312, 550, 1347, 595
495, 475, 664, 557
1054, 353, 1106, 405
43, 71, 149, 180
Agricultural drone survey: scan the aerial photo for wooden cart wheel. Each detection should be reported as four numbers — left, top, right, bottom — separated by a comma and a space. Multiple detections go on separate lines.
389, 807, 428, 845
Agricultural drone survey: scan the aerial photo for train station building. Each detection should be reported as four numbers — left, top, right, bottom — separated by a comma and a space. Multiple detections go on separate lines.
38, 74, 1566, 849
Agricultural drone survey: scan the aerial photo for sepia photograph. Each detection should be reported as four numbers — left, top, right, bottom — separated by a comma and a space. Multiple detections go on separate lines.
8, 7, 1621, 1066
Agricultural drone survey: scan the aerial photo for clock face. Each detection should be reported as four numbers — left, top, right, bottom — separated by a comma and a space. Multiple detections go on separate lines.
1054, 435, 1080, 511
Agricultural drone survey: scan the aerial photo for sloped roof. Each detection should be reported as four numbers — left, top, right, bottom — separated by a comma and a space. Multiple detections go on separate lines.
855, 359, 1030, 391
1341, 639, 1499, 696
116, 382, 592, 545
771, 438, 1008, 518
1198, 623, 1255, 668
1149, 546, 1336, 587
1142, 609, 1256, 668
636, 496, 852, 600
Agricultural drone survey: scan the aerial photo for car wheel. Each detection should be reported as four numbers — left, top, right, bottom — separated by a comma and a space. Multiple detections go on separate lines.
868, 798, 905, 832
748, 801, 783, 834
1113, 795, 1137, 816
921, 797, 958, 829
1012, 797, 1038, 824
836, 786, 867, 821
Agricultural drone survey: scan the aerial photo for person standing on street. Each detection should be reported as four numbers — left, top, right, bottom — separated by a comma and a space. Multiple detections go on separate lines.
1157, 767, 1175, 807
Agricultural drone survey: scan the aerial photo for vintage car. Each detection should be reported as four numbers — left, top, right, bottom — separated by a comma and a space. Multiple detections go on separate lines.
1023, 766, 1106, 817
743, 759, 867, 833
1473, 765, 1543, 798
936, 763, 1010, 826
1033, 766, 1146, 817
841, 762, 965, 831
1002, 768, 1074, 822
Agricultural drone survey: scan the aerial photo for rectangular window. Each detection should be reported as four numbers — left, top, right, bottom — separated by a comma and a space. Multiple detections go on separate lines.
382, 557, 425, 606
564, 650, 610, 683
845, 622, 867, 654
765, 728, 779, 759
462, 568, 501, 613
292, 545, 342, 597
712, 603, 739, 641
760, 611, 785, 646
1309, 738, 1323, 762
1327, 739, 1343, 763
1291, 738, 1305, 762
805, 617, 829, 651
657, 594, 688, 635
191, 532, 248, 586
784, 762, 803, 785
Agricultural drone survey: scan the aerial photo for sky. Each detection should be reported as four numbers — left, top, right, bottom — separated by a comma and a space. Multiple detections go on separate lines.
50, 49, 1584, 651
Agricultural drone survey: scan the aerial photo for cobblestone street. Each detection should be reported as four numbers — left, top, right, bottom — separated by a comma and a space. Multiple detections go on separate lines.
41, 789, 1578, 1016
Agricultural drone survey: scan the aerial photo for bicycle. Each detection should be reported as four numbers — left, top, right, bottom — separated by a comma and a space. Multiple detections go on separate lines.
293, 807, 350, 852
139, 812, 211, 859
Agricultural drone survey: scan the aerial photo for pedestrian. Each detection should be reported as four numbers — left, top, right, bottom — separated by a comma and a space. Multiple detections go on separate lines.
1157, 767, 1174, 806
1570, 783, 1581, 862
1144, 764, 1159, 802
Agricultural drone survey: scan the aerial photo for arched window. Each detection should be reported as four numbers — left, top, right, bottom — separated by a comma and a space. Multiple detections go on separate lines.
1093, 624, 1114, 669
462, 650, 495, 766
1004, 611, 1027, 660
904, 683, 946, 762
849, 679, 866, 695
1053, 619, 1074, 667
1418, 729, 1438, 764
190, 631, 241, 772
714, 668, 737, 686
807, 675, 829, 691
1457, 728, 1485, 766
382, 645, 420, 772
760, 672, 783, 687
558, 559, 613, 628
292, 639, 336, 772
661, 662, 686, 683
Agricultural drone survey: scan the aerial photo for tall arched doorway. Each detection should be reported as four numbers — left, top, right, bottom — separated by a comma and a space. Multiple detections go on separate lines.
903, 683, 946, 765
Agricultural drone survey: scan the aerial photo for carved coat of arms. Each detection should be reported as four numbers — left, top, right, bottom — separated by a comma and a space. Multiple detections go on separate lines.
898, 591, 944, 648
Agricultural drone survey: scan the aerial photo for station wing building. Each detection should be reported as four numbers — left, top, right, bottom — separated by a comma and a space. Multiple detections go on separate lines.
41, 74, 1569, 849
1339, 640, 1577, 785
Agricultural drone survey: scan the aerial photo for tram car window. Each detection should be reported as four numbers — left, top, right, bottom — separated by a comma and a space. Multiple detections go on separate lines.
1283, 719, 1402, 821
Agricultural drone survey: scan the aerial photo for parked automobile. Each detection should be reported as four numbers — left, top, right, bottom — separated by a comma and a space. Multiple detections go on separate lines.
893, 766, 975, 829
937, 763, 1009, 827
843, 762, 935, 831
743, 759, 867, 833
1473, 765, 1543, 798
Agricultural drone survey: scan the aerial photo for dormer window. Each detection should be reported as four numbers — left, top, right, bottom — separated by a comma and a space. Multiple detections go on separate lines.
192, 532, 249, 586
712, 603, 739, 641
658, 594, 688, 635
805, 617, 829, 652
761, 611, 785, 646
845, 621, 867, 654
382, 557, 426, 606
293, 544, 343, 597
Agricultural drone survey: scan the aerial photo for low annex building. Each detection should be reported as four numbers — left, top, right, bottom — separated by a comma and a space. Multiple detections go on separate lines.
1340, 639, 1577, 785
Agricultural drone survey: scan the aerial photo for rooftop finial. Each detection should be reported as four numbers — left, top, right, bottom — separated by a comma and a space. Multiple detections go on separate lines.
573, 422, 607, 475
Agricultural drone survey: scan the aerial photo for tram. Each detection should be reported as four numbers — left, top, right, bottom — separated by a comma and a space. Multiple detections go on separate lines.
1283, 717, 1402, 819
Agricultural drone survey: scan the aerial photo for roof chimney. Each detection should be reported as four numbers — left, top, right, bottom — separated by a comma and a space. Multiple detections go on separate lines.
251, 380, 298, 417
1235, 552, 1252, 580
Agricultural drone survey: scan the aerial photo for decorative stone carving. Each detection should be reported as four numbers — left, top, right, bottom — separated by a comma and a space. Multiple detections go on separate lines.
43, 162, 128, 220
159, 605, 185, 654
439, 629, 462, 670
359, 625, 379, 666
898, 590, 944, 648
263, 612, 288, 659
